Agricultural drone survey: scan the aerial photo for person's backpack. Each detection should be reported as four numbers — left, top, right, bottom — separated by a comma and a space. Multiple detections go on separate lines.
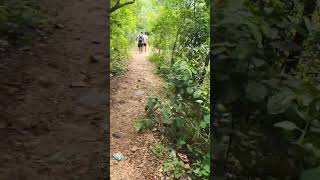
138, 35, 143, 43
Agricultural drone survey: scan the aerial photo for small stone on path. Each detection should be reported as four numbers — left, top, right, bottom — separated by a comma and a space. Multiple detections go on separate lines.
118, 100, 125, 104
134, 90, 144, 96
112, 132, 121, 139
130, 146, 139, 152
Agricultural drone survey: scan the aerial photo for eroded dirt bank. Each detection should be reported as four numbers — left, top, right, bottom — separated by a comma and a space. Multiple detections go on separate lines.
0, 0, 107, 179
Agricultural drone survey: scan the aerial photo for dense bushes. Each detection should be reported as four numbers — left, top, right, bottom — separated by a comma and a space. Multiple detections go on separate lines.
139, 0, 210, 179
147, 53, 210, 179
212, 0, 320, 179
110, 0, 144, 75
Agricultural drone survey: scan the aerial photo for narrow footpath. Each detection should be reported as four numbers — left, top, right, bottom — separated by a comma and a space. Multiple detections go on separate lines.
110, 51, 164, 179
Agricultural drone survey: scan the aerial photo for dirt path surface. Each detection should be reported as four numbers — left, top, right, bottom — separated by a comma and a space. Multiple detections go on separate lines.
0, 0, 107, 179
110, 51, 164, 180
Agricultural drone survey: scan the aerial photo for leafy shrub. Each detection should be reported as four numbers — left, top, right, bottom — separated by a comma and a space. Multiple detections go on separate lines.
144, 0, 210, 178
133, 117, 154, 132
144, 90, 210, 178
212, 0, 320, 178
192, 153, 210, 179
163, 157, 187, 179
151, 143, 167, 159
110, 1, 144, 75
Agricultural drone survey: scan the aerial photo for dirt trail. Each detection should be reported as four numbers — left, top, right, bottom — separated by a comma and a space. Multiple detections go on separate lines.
110, 51, 164, 179
0, 0, 107, 179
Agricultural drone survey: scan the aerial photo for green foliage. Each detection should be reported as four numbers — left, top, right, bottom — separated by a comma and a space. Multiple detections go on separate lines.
212, 0, 320, 179
301, 167, 320, 180
151, 143, 167, 159
143, 0, 210, 178
192, 153, 210, 179
0, 0, 47, 47
163, 158, 187, 179
133, 117, 154, 132
145, 88, 209, 178
110, 0, 143, 75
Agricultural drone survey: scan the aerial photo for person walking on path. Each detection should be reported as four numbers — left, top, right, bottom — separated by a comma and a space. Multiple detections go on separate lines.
137, 32, 144, 53
143, 32, 148, 52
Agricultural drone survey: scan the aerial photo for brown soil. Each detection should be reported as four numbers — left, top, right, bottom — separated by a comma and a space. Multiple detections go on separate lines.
0, 0, 107, 179
110, 51, 164, 180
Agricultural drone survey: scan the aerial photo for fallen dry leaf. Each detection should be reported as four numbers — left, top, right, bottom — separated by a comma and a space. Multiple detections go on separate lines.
177, 152, 189, 163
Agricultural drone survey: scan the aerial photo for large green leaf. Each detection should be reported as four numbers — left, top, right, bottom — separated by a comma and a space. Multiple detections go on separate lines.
246, 82, 267, 102
212, 47, 227, 55
162, 107, 172, 124
252, 58, 265, 67
303, 16, 312, 33
246, 20, 263, 48
267, 90, 294, 114
186, 87, 194, 94
199, 121, 209, 129
204, 114, 210, 123
300, 168, 320, 180
274, 121, 300, 131
134, 121, 143, 132
199, 115, 210, 129
310, 127, 320, 133
299, 93, 315, 106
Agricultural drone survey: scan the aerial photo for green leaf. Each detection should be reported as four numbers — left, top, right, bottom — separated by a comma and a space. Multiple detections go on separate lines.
274, 121, 299, 131
162, 107, 173, 124
214, 42, 236, 47
196, 100, 203, 104
212, 47, 227, 55
202, 164, 210, 173
252, 58, 265, 67
216, 104, 227, 112
311, 120, 320, 128
246, 82, 267, 102
193, 90, 202, 98
310, 127, 320, 133
162, 107, 170, 120
144, 119, 155, 130
146, 97, 157, 111
177, 139, 186, 147
134, 121, 142, 132
267, 90, 294, 114
303, 16, 313, 33
300, 93, 314, 106
300, 168, 320, 180
264, 7, 274, 14
246, 21, 263, 48
186, 87, 194, 94
204, 114, 210, 122
235, 42, 253, 60
199, 121, 209, 129
169, 149, 176, 158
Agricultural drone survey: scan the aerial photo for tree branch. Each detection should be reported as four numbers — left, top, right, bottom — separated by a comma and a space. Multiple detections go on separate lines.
110, 0, 135, 13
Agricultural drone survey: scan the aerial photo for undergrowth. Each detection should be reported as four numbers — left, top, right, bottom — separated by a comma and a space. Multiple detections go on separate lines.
135, 52, 210, 179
